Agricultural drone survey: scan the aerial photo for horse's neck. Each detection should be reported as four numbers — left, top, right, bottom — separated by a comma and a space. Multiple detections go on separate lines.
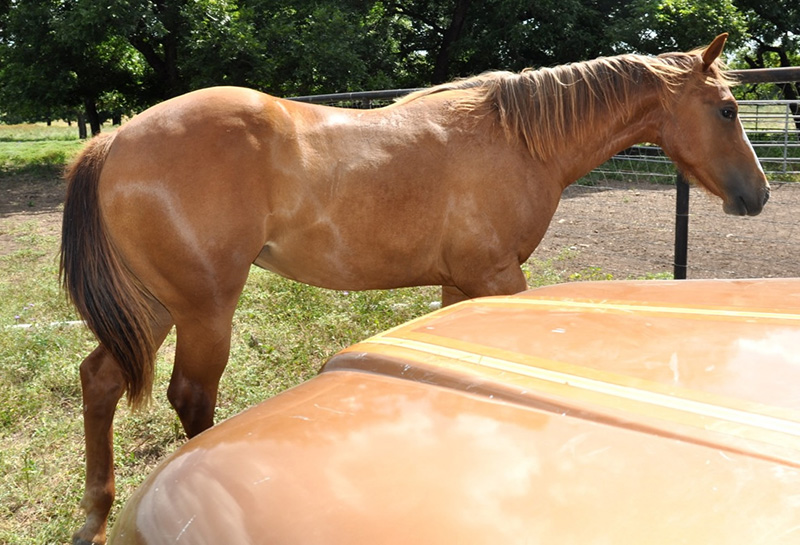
552, 90, 665, 188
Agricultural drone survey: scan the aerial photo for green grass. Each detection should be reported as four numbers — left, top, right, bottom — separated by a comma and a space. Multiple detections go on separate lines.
0, 123, 667, 544
0, 141, 83, 176
0, 219, 94, 544
0, 123, 85, 178
0, 123, 80, 142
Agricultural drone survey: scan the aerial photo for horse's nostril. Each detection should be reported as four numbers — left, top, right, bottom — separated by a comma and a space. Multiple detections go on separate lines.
762, 187, 770, 206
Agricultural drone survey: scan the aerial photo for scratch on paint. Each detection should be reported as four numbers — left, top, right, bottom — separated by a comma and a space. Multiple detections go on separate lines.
313, 403, 353, 416
176, 515, 196, 541
668, 353, 680, 383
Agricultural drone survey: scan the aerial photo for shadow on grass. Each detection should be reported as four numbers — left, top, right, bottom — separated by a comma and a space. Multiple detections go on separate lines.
0, 168, 66, 217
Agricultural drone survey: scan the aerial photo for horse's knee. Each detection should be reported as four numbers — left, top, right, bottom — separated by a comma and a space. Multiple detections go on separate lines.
167, 371, 217, 437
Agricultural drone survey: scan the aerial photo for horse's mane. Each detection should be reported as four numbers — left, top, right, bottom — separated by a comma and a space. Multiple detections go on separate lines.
397, 50, 732, 160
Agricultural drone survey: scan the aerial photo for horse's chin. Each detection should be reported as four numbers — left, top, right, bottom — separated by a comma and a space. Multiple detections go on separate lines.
723, 198, 748, 216
723, 196, 764, 217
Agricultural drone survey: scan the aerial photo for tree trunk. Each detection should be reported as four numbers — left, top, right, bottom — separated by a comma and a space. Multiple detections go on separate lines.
431, 0, 472, 84
127, 0, 186, 98
77, 112, 88, 140
84, 99, 102, 136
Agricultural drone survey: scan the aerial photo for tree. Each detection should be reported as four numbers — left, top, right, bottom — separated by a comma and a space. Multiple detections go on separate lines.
0, 0, 138, 134
607, 0, 748, 54
732, 0, 800, 132
0, 0, 259, 134
0, 0, 403, 130
451, 0, 629, 71
382, 0, 637, 86
102, 0, 253, 99
1, 0, 797, 135
382, 0, 474, 84
238, 0, 401, 95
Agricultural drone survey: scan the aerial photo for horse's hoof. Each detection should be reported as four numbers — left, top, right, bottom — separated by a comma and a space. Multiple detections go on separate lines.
73, 534, 104, 545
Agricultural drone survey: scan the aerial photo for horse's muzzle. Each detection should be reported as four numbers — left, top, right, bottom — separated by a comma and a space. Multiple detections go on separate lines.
723, 182, 770, 217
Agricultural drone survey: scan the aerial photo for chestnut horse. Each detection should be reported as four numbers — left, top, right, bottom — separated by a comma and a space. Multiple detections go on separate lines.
62, 34, 767, 544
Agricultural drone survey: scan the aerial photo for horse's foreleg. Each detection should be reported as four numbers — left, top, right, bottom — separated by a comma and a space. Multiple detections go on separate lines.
443, 263, 529, 306
73, 346, 124, 545
441, 285, 471, 306
167, 313, 235, 437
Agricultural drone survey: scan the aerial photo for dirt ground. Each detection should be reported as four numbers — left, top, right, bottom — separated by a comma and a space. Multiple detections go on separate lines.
0, 175, 66, 255
534, 179, 799, 279
1, 175, 798, 279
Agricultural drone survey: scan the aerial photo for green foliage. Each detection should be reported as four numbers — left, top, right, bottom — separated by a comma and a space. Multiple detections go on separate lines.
735, 0, 800, 49
241, 1, 401, 95
609, 0, 748, 53
726, 0, 800, 101
455, 0, 626, 70
0, 0, 139, 128
1, 0, 797, 128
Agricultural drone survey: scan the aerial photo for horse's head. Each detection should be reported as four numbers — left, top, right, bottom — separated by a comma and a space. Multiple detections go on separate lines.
658, 33, 770, 216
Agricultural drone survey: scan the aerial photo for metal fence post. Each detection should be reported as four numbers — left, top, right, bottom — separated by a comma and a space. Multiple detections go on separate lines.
674, 172, 690, 279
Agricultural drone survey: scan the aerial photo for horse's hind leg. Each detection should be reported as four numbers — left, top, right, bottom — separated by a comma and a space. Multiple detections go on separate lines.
73, 307, 173, 545
167, 306, 237, 438
73, 344, 123, 545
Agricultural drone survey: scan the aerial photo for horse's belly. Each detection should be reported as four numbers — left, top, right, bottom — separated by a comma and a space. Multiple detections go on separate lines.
252, 240, 440, 291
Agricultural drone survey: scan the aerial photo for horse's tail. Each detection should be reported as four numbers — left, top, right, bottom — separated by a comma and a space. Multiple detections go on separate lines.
60, 131, 156, 409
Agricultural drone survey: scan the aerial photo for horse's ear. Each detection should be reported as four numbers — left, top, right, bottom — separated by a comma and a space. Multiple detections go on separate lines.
702, 33, 728, 71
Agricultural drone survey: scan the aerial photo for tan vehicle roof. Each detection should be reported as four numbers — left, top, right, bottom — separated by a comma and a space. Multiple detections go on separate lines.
111, 278, 800, 544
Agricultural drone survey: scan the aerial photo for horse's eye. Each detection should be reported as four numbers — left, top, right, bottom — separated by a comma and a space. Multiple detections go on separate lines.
720, 107, 737, 120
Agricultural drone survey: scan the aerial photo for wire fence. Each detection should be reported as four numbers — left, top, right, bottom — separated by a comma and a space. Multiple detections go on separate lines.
587, 101, 799, 184
290, 85, 800, 280
557, 98, 798, 280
